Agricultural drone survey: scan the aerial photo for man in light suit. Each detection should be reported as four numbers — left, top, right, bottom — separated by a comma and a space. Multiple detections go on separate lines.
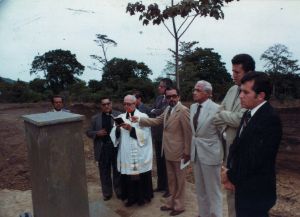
222, 72, 282, 217
190, 80, 223, 217
132, 87, 192, 216
213, 54, 255, 217
86, 97, 121, 201
51, 95, 70, 112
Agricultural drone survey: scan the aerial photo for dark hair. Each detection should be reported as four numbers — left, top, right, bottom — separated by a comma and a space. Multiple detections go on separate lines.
160, 78, 173, 89
231, 54, 255, 72
132, 90, 143, 99
241, 71, 272, 100
51, 95, 63, 104
99, 96, 111, 104
165, 86, 180, 96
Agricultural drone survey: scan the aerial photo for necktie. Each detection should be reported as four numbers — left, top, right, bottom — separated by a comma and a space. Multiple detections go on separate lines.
165, 107, 172, 121
242, 110, 251, 128
193, 104, 202, 131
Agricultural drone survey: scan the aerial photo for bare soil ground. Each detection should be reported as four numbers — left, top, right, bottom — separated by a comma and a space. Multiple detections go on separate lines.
0, 102, 299, 217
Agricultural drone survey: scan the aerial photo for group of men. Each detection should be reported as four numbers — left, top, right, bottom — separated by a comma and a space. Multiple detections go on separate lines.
54, 53, 282, 217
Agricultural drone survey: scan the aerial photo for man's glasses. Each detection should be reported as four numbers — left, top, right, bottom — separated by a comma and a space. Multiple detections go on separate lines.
101, 102, 111, 106
166, 94, 178, 100
123, 102, 135, 106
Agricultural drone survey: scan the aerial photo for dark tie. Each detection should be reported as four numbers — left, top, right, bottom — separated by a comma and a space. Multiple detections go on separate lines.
193, 104, 202, 131
165, 107, 172, 121
243, 110, 251, 128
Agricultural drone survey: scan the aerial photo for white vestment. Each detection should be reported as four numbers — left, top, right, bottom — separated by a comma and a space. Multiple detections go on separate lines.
110, 109, 152, 175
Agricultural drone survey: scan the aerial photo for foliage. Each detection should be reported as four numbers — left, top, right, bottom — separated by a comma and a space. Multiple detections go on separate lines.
30, 49, 85, 94
102, 58, 154, 101
126, 0, 238, 88
89, 34, 117, 72
178, 41, 232, 101
0, 80, 43, 102
260, 44, 300, 74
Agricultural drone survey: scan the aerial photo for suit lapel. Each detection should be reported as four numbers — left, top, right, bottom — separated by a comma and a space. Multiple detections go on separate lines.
231, 87, 241, 111
164, 103, 181, 128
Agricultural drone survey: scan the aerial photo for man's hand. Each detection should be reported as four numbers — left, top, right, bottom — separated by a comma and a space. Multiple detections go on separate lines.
131, 116, 138, 123
182, 153, 190, 164
221, 166, 235, 191
120, 123, 132, 131
96, 129, 107, 137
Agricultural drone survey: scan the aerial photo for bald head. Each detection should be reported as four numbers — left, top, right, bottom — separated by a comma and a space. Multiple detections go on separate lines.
124, 95, 137, 103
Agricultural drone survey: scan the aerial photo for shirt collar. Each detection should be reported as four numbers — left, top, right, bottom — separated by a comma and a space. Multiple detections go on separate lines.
250, 101, 267, 117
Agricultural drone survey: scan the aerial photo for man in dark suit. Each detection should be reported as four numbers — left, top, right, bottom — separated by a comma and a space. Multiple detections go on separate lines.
86, 97, 121, 201
221, 72, 282, 217
133, 90, 151, 114
149, 78, 173, 197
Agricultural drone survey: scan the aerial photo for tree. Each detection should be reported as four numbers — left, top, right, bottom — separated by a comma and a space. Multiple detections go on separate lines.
126, 0, 238, 89
260, 44, 300, 100
260, 43, 300, 74
89, 34, 117, 72
101, 58, 154, 99
178, 41, 232, 101
30, 49, 85, 93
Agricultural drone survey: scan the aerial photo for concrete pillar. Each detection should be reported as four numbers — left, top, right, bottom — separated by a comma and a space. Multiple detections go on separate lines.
23, 112, 90, 217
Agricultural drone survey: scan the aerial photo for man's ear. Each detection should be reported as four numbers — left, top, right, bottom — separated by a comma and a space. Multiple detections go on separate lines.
257, 92, 266, 101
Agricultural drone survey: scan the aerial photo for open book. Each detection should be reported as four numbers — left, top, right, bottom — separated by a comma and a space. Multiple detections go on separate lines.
113, 117, 125, 125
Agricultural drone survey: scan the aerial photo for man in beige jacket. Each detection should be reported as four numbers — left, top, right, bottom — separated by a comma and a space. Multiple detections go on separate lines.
132, 87, 192, 216
213, 54, 255, 217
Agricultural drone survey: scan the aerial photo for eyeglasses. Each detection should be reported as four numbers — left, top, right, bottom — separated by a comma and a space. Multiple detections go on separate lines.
101, 102, 111, 106
123, 102, 135, 106
166, 94, 178, 99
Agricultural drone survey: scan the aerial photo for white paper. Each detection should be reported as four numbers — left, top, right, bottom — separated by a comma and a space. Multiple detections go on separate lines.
180, 158, 190, 170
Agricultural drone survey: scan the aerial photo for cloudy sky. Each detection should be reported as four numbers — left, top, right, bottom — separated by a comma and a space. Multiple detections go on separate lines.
0, 0, 299, 82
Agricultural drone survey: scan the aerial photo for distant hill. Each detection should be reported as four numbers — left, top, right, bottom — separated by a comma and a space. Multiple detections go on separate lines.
0, 77, 16, 84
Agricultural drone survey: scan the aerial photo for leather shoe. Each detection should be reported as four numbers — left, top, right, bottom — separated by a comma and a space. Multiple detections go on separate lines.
162, 191, 171, 198
154, 188, 164, 192
103, 196, 111, 201
169, 210, 185, 216
160, 205, 173, 211
125, 200, 136, 207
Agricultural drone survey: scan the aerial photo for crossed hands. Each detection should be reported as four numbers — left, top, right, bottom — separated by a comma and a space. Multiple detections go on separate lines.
221, 166, 235, 191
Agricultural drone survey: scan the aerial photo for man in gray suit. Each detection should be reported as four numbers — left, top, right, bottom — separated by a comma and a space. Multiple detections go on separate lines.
86, 97, 121, 201
213, 54, 255, 217
191, 80, 223, 217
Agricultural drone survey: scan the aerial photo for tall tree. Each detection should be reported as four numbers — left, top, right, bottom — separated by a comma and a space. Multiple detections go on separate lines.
126, 0, 238, 89
101, 58, 154, 99
178, 41, 232, 101
30, 49, 85, 93
260, 43, 300, 74
89, 34, 117, 72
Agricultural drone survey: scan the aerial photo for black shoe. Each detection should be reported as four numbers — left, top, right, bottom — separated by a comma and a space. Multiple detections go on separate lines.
162, 191, 171, 198
103, 195, 112, 201
154, 188, 164, 192
125, 200, 136, 207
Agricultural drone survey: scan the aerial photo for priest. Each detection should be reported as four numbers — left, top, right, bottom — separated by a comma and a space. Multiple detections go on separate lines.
110, 94, 153, 207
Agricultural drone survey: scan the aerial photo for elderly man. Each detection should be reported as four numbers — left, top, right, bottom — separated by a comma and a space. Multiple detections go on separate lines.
222, 72, 282, 217
86, 97, 121, 201
213, 54, 255, 217
190, 81, 223, 217
51, 95, 70, 112
110, 95, 153, 207
132, 87, 192, 216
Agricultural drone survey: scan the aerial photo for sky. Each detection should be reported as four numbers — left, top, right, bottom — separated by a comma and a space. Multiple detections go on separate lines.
0, 0, 299, 82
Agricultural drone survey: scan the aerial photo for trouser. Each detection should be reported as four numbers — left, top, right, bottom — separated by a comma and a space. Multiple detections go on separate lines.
194, 157, 222, 217
98, 142, 121, 198
165, 160, 186, 211
154, 139, 168, 191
